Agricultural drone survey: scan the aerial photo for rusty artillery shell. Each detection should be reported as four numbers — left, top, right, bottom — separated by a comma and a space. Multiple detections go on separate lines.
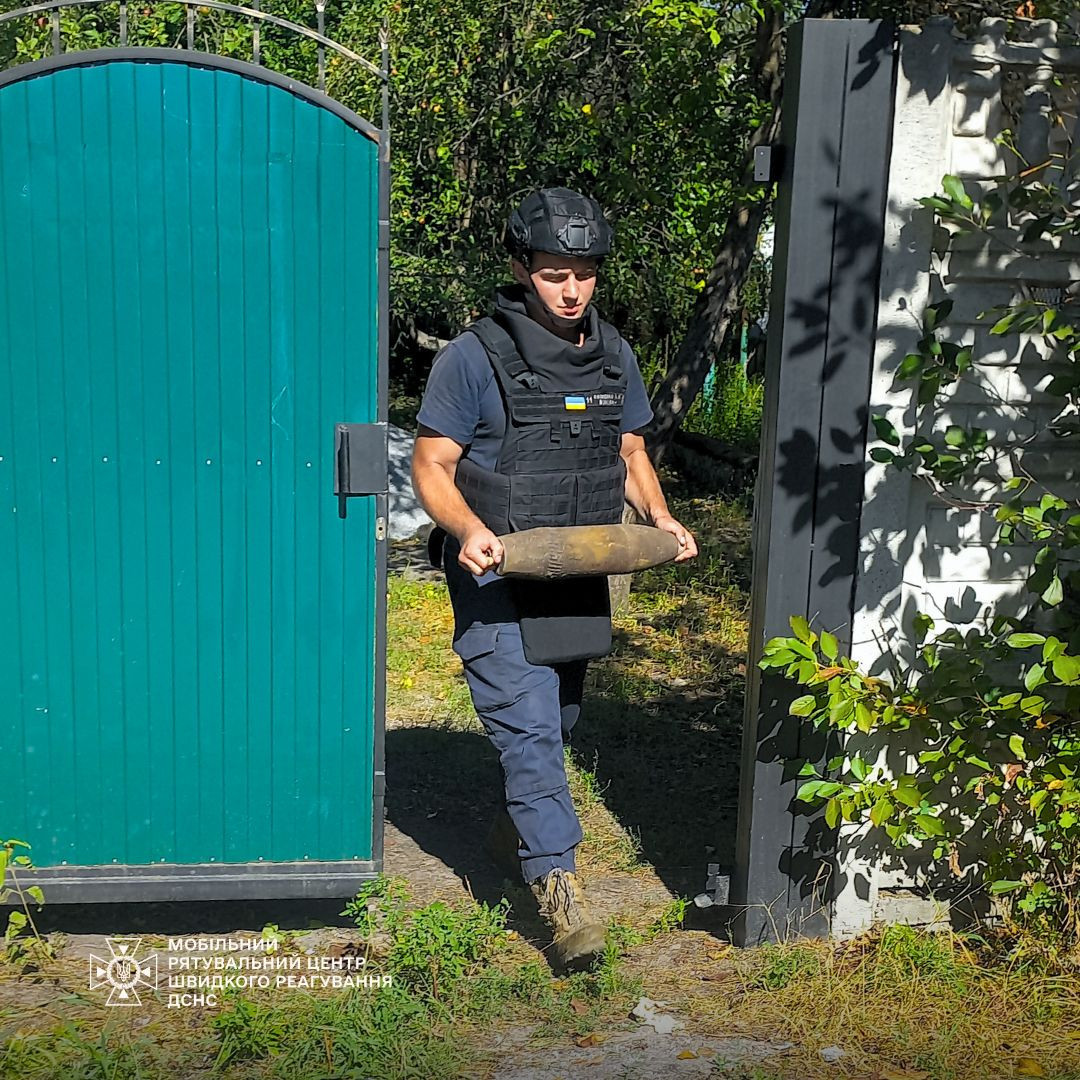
495, 524, 681, 579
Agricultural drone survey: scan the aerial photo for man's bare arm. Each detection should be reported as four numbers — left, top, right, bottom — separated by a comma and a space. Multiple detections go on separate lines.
411, 425, 505, 576
620, 431, 698, 562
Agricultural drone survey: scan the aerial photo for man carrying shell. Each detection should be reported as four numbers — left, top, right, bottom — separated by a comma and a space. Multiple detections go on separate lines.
412, 188, 697, 969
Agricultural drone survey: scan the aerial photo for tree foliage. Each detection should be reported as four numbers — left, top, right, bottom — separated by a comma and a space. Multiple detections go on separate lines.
0, 0, 779, 390
349, 0, 778, 386
2, 0, 1076, 426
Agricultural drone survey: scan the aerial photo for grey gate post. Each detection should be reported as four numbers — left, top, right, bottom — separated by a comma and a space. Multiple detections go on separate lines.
731, 18, 897, 945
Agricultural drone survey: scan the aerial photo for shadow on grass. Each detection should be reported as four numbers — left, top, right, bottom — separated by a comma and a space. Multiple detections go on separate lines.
383, 632, 745, 932
385, 486, 752, 939
383, 725, 551, 941
574, 633, 744, 901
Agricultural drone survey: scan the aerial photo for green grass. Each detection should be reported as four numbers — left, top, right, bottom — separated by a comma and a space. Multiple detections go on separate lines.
0, 1024, 171, 1080
683, 363, 764, 451
209, 980, 467, 1078
207, 877, 647, 1074
386, 575, 474, 723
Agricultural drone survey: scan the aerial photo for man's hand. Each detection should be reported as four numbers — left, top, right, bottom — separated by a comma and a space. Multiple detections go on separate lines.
620, 433, 698, 564
458, 525, 505, 576
652, 514, 698, 563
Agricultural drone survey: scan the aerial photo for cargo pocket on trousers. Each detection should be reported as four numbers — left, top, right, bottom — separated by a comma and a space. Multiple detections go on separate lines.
451, 624, 516, 713
452, 623, 500, 663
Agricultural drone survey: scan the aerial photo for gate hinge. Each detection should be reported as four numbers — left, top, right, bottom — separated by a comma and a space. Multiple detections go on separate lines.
334, 423, 388, 518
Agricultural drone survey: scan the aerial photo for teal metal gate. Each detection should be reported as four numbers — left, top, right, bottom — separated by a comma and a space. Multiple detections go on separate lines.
0, 24, 388, 901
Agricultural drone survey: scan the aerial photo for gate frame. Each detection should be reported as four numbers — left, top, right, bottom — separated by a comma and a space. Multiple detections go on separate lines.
0, 20, 391, 903
731, 18, 898, 945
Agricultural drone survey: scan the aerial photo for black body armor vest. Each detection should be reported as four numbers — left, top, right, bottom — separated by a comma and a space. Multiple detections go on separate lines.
453, 316, 628, 535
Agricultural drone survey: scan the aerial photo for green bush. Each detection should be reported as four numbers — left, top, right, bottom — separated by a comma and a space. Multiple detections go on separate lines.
342, 875, 509, 996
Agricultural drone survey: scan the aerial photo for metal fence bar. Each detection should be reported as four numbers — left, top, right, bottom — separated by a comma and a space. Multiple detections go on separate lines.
316, 0, 325, 92
119, 1, 126, 45
0, 0, 385, 79
251, 0, 259, 65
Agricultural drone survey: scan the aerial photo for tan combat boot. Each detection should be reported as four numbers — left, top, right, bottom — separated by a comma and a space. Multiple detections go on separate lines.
530, 868, 606, 971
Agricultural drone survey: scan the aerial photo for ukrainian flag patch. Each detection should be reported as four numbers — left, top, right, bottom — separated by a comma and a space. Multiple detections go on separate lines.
564, 396, 587, 411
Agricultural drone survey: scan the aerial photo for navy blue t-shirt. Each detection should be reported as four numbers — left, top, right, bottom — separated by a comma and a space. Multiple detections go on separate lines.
417, 328, 653, 469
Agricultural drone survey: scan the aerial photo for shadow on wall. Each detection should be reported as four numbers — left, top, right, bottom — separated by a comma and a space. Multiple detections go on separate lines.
749, 16, 1080, 936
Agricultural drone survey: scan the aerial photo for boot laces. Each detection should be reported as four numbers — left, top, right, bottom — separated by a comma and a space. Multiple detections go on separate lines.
538, 870, 587, 932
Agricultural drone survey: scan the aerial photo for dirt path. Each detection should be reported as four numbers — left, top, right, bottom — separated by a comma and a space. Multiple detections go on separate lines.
382, 818, 787, 1080
0, 822, 777, 1080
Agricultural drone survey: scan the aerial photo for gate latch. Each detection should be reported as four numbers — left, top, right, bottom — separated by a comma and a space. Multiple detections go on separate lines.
334, 422, 388, 519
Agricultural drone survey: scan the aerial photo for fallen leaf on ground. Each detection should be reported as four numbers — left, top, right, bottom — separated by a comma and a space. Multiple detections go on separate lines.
575, 1033, 609, 1048
570, 998, 589, 1015
677, 1050, 699, 1059
1014, 1059, 1046, 1077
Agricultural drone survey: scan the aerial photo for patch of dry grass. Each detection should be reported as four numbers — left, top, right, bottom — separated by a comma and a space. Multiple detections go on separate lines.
386, 575, 475, 727
627, 924, 1080, 1080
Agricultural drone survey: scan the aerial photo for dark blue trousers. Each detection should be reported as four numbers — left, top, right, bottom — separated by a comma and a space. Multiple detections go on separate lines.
444, 539, 587, 884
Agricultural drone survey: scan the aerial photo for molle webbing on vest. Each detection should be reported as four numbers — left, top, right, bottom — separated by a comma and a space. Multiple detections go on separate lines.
455, 317, 628, 535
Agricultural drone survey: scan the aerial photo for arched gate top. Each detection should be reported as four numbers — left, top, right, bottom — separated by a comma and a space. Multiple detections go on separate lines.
0, 0, 387, 94
0, 46, 383, 141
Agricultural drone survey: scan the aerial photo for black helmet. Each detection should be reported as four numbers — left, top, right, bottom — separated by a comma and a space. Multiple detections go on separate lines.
504, 187, 612, 266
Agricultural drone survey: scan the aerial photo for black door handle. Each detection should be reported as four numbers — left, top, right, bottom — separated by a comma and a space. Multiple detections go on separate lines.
333, 422, 388, 519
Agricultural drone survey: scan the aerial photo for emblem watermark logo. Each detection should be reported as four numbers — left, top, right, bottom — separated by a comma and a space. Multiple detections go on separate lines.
89, 936, 158, 1006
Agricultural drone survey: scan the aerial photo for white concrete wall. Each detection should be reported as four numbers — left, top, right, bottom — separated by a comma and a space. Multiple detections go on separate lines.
834, 17, 1080, 936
